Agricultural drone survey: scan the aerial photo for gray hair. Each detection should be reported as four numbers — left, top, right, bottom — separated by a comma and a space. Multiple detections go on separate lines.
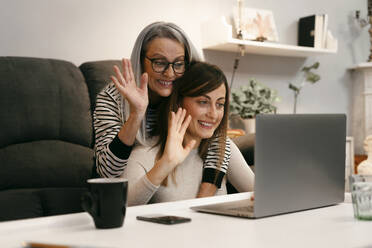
123, 21, 201, 145
130, 21, 201, 85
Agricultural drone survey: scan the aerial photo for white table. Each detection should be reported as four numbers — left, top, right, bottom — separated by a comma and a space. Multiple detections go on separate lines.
0, 193, 371, 248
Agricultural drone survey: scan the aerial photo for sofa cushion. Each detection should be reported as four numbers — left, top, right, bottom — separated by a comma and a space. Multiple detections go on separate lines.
0, 189, 43, 221
79, 60, 121, 111
39, 187, 88, 217
0, 140, 93, 190
0, 187, 88, 221
0, 56, 93, 149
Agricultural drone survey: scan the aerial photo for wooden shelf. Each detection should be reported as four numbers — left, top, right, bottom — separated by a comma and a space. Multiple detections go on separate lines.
201, 16, 337, 58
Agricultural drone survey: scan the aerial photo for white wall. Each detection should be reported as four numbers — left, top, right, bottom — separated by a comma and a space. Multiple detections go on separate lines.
0, 0, 369, 149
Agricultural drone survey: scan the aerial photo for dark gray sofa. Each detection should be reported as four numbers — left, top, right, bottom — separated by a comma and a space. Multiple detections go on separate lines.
0, 57, 120, 221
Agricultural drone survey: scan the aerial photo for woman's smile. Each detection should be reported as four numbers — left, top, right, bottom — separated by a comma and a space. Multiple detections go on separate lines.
157, 79, 173, 88
198, 120, 216, 129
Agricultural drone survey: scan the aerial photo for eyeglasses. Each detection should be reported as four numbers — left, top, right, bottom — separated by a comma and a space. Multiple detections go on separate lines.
145, 56, 186, 74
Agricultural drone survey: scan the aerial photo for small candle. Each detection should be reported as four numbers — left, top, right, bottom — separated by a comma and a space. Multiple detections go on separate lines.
238, 0, 243, 31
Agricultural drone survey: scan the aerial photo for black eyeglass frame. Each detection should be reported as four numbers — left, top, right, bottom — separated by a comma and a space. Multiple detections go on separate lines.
145, 56, 187, 74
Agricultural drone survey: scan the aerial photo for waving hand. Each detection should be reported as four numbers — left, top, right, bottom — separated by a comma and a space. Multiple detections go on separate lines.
111, 58, 149, 117
146, 108, 196, 186
161, 108, 196, 169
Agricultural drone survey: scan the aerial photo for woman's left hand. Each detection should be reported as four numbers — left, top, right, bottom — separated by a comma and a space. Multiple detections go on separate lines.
161, 108, 196, 169
146, 108, 196, 186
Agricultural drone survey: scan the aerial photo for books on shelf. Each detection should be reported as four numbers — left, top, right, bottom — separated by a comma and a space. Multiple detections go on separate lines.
298, 14, 336, 50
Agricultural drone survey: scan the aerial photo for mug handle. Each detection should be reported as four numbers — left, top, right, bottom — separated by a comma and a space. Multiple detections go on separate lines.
81, 191, 99, 217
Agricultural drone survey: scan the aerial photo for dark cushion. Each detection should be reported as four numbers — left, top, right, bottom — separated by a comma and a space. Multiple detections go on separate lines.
79, 60, 121, 111
0, 188, 88, 221
0, 56, 93, 149
0, 140, 93, 190
0, 189, 43, 221
39, 187, 88, 216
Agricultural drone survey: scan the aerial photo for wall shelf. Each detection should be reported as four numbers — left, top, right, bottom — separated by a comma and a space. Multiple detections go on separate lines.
201, 16, 337, 58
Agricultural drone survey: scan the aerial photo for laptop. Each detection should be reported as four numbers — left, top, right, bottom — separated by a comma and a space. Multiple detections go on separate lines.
191, 114, 346, 218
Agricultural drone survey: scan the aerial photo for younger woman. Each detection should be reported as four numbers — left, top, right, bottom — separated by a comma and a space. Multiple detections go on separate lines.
122, 62, 254, 206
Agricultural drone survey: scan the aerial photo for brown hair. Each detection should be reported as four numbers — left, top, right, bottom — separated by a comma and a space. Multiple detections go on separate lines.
154, 61, 229, 185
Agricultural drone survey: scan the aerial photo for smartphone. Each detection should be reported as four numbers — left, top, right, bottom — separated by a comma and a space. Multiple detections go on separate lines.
136, 214, 191, 225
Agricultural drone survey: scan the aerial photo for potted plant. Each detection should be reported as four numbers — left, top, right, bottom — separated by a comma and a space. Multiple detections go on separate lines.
229, 78, 279, 133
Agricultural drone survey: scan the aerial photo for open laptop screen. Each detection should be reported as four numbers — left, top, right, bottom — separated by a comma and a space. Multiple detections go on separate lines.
253, 114, 346, 217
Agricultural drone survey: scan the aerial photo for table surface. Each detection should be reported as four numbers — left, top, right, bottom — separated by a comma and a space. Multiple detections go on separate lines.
1, 192, 371, 248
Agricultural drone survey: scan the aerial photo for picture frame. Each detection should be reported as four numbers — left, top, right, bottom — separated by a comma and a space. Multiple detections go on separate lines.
233, 7, 279, 42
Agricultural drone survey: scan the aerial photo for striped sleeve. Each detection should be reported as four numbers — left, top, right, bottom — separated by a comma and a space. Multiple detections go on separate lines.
202, 137, 231, 188
93, 83, 132, 178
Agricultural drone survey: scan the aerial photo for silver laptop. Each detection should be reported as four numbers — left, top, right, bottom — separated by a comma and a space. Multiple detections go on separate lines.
191, 114, 346, 218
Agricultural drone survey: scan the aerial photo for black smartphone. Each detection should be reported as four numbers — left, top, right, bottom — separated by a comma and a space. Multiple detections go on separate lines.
136, 214, 191, 225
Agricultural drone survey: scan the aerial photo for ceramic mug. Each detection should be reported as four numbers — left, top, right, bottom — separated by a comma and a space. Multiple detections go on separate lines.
82, 178, 128, 228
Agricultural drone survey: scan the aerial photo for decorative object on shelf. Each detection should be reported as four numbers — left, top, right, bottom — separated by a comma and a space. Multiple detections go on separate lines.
355, 10, 369, 28
357, 135, 372, 175
355, 0, 372, 62
298, 14, 337, 50
233, 7, 278, 42
288, 62, 320, 114
298, 14, 325, 48
229, 79, 279, 133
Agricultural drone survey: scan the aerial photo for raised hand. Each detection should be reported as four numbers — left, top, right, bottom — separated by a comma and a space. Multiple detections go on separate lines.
161, 108, 196, 169
146, 108, 196, 186
111, 58, 149, 118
